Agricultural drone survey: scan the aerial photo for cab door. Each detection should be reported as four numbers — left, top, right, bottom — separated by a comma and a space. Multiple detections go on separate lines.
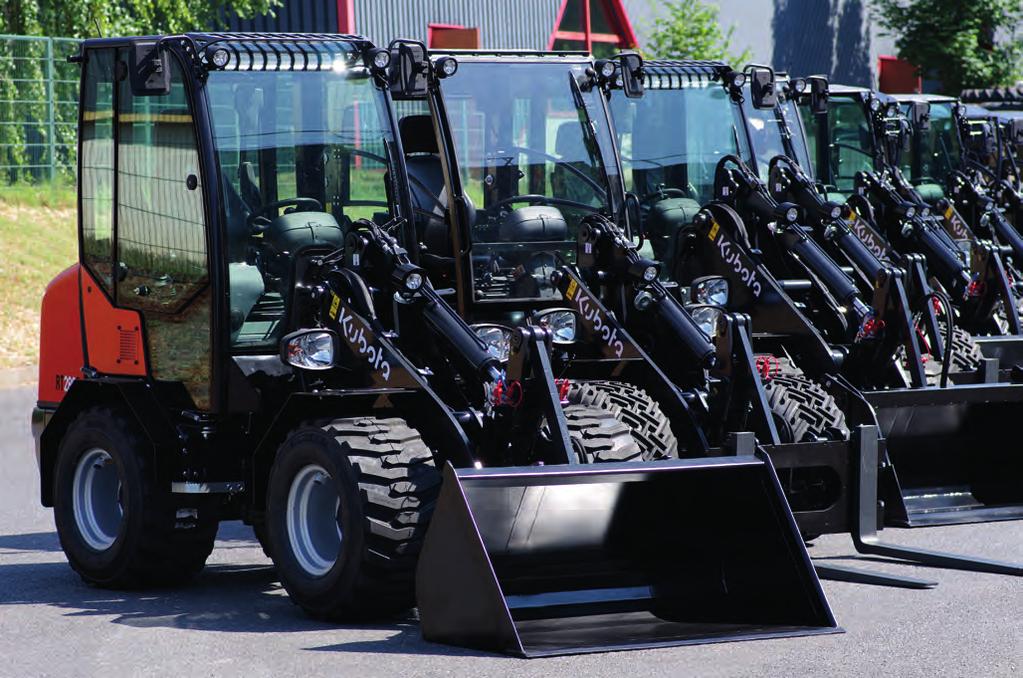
78, 46, 214, 410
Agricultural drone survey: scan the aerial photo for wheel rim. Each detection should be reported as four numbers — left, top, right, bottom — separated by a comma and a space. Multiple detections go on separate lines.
286, 464, 342, 577
71, 448, 122, 551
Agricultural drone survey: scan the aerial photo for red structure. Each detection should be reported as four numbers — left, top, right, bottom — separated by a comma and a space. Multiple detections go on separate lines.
548, 0, 639, 55
878, 55, 922, 94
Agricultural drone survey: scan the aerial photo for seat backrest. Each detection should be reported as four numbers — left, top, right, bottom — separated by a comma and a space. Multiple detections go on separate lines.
399, 115, 450, 254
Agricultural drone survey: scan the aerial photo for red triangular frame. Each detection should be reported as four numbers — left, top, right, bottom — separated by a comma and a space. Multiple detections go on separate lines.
547, 0, 639, 51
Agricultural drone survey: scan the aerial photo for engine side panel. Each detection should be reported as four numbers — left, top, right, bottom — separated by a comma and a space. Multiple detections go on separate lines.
80, 267, 147, 378
38, 264, 85, 405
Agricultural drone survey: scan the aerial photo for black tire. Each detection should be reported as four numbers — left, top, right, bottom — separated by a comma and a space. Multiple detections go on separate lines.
563, 404, 644, 462
266, 416, 439, 620
251, 521, 272, 559
759, 358, 849, 443
930, 320, 983, 380
567, 380, 677, 459
52, 406, 218, 588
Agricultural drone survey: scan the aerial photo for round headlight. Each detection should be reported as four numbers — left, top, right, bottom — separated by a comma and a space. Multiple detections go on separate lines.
869, 97, 882, 112
404, 271, 423, 291
732, 72, 747, 88
785, 206, 800, 222
792, 78, 807, 94
210, 48, 230, 69
536, 310, 577, 345
642, 265, 659, 282
829, 205, 842, 220
473, 325, 513, 361
905, 205, 916, 219
691, 306, 724, 339
373, 50, 390, 69
599, 60, 616, 78
920, 206, 930, 217
436, 56, 458, 78
693, 277, 730, 306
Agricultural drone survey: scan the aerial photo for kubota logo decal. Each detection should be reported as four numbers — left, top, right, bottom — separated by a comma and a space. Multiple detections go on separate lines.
331, 293, 391, 382
564, 277, 625, 358
943, 205, 972, 240
848, 210, 888, 259
707, 220, 763, 298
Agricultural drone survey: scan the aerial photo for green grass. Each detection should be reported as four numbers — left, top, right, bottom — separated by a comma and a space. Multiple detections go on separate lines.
0, 183, 78, 369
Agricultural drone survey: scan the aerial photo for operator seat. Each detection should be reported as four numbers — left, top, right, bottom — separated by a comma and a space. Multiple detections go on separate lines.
399, 115, 451, 255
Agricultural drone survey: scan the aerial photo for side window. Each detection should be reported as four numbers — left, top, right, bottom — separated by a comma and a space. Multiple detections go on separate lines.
116, 56, 208, 312
80, 49, 116, 293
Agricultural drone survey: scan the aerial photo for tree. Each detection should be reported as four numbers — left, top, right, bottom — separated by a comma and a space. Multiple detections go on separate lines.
871, 0, 1023, 93
644, 0, 752, 66
2, 1, 280, 39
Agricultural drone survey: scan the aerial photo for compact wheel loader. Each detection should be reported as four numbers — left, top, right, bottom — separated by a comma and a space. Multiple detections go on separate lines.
604, 58, 1023, 577
31, 33, 838, 658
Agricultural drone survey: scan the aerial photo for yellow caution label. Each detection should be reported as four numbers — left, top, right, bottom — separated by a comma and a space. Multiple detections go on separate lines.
708, 220, 720, 240
848, 208, 858, 221
329, 293, 341, 320
944, 205, 955, 220
565, 279, 578, 300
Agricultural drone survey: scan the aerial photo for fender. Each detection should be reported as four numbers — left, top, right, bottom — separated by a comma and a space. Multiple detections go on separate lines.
36, 378, 178, 506
248, 388, 474, 507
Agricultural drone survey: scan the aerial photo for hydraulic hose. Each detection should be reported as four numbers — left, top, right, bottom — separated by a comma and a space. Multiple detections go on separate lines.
924, 289, 956, 389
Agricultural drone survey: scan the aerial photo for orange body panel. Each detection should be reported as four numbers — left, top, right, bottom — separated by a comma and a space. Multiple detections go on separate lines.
80, 268, 147, 378
38, 265, 86, 404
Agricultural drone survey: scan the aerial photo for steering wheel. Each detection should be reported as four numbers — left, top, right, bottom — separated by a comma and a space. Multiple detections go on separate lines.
487, 193, 601, 215
247, 197, 323, 231
639, 187, 688, 203
505, 145, 608, 198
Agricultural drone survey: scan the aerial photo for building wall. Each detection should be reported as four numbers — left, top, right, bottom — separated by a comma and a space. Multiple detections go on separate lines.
624, 0, 895, 87
226, 0, 889, 86
351, 0, 561, 50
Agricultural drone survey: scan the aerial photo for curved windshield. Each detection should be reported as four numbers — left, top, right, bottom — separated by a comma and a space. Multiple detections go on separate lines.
901, 101, 960, 188
207, 60, 399, 348
610, 82, 745, 206
825, 97, 875, 192
741, 95, 813, 180
439, 60, 618, 301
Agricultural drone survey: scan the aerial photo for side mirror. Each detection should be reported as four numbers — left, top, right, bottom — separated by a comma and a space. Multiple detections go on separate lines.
388, 40, 429, 98
129, 41, 171, 96
808, 75, 829, 115
747, 65, 777, 109
618, 52, 644, 98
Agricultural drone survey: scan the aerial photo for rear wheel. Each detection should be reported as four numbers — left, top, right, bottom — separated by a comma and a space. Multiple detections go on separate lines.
53, 406, 218, 587
266, 416, 439, 620
567, 381, 677, 459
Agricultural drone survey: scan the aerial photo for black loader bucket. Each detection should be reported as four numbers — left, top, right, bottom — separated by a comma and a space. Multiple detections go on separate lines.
865, 383, 1023, 527
416, 453, 840, 657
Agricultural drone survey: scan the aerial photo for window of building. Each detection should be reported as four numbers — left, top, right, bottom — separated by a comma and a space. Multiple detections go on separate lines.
549, 0, 638, 57
428, 24, 480, 49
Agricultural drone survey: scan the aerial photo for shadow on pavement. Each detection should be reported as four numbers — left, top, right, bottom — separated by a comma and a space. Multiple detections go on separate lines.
0, 526, 495, 657
0, 531, 62, 553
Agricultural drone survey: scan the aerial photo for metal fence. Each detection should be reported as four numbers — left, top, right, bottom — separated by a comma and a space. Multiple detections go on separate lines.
0, 35, 81, 185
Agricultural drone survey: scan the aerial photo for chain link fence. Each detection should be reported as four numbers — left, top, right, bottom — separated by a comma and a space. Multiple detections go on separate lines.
0, 35, 81, 185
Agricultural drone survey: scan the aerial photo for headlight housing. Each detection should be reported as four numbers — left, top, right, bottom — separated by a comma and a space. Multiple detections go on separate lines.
280, 329, 337, 370
691, 276, 730, 307
690, 305, 725, 340
534, 309, 578, 345
473, 324, 513, 361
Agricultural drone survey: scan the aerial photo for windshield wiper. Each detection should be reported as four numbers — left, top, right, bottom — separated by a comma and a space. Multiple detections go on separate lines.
568, 71, 613, 206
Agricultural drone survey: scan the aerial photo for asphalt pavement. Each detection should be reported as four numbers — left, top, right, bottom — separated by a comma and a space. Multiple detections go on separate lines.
1, 385, 1020, 677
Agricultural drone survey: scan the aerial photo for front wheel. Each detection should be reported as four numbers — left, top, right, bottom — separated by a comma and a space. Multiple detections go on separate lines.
266, 416, 440, 620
